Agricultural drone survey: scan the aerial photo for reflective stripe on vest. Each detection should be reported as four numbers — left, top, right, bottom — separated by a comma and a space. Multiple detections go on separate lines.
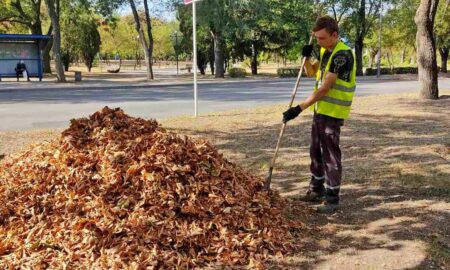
332, 84, 356, 92
311, 41, 356, 119
322, 96, 352, 106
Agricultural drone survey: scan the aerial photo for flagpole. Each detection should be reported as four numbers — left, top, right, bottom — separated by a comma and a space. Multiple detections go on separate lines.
192, 0, 198, 117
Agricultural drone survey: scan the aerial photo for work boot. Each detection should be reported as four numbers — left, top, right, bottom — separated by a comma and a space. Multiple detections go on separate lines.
316, 202, 340, 214
298, 176, 325, 203
298, 190, 325, 203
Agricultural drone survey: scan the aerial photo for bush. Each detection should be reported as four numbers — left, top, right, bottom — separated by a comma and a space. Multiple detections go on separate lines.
277, 67, 308, 78
393, 67, 419, 74
364, 67, 418, 75
228, 67, 247, 78
240, 59, 251, 69
364, 67, 390, 75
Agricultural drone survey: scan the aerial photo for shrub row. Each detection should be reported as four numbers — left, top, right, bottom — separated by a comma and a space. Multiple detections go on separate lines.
228, 67, 247, 78
277, 67, 308, 78
364, 67, 419, 75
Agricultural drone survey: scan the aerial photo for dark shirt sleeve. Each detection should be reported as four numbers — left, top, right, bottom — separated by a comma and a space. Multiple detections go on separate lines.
313, 46, 320, 61
328, 50, 354, 82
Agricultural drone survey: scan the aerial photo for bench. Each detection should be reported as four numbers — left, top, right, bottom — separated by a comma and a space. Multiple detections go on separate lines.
0, 72, 41, 82
180, 64, 192, 73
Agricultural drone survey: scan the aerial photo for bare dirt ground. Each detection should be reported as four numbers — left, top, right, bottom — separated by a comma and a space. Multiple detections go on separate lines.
1, 90, 449, 269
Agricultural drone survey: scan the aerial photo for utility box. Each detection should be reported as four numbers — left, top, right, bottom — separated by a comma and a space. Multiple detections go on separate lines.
74, 71, 82, 81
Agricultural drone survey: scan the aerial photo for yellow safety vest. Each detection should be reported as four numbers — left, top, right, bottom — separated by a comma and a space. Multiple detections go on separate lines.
311, 41, 356, 119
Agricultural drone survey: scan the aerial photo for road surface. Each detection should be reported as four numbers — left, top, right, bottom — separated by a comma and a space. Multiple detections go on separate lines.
1, 76, 449, 131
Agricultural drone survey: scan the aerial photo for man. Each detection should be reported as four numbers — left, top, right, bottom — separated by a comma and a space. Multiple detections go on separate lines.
282, 16, 356, 214
15, 60, 30, 82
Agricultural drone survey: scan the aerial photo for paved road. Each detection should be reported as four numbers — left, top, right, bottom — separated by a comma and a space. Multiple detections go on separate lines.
1, 76, 449, 131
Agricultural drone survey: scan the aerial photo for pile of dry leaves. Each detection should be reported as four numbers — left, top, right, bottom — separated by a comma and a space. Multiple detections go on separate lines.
0, 107, 300, 269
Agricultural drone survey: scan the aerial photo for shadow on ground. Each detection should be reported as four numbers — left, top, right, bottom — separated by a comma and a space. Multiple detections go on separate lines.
170, 97, 450, 269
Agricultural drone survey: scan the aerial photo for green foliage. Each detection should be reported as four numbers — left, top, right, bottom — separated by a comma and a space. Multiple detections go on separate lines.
0, 0, 442, 75
153, 20, 177, 60
0, 0, 48, 34
92, 0, 124, 24
99, 15, 141, 59
176, 3, 214, 73
79, 18, 101, 71
277, 67, 300, 78
435, 0, 449, 49
228, 67, 247, 77
240, 58, 252, 69
362, 0, 419, 68
99, 12, 178, 60
0, 21, 29, 34
364, 66, 418, 75
60, 1, 101, 71
381, 0, 417, 49
175, 0, 316, 75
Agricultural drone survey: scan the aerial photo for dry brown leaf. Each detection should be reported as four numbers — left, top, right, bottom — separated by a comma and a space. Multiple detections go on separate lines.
0, 107, 299, 269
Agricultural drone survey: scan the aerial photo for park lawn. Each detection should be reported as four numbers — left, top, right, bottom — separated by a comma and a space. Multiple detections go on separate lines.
1, 90, 449, 269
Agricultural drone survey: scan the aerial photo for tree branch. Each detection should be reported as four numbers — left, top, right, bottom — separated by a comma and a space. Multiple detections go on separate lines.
331, 0, 338, 21
128, 0, 148, 50
11, 0, 33, 23
0, 16, 13, 23
428, 0, 439, 24
0, 16, 32, 27
363, 0, 381, 36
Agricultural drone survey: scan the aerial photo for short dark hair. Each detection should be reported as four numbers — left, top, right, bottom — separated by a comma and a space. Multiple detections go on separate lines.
313, 16, 339, 35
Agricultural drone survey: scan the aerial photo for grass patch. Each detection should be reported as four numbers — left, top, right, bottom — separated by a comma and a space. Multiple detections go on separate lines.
1, 90, 450, 269
428, 235, 450, 267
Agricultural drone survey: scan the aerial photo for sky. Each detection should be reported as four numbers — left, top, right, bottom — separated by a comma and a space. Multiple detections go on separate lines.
118, 2, 177, 21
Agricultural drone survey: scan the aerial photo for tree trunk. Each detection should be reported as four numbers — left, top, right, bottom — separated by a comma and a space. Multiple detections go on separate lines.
43, 25, 53, 73
354, 0, 366, 76
387, 49, 395, 69
438, 47, 448, 73
225, 57, 229, 73
415, 0, 439, 99
61, 52, 70, 71
212, 31, 224, 78
251, 40, 258, 75
197, 56, 206, 75
30, 0, 43, 35
44, 0, 65, 82
209, 40, 215, 75
143, 0, 154, 80
354, 33, 364, 76
400, 47, 406, 64
368, 48, 378, 68
275, 52, 279, 67
129, 0, 153, 80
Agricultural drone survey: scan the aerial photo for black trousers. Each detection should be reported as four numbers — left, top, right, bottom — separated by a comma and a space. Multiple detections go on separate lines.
309, 113, 344, 204
15, 69, 29, 81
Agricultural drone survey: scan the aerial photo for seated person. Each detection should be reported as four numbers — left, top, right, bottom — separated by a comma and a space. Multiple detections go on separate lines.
15, 60, 30, 82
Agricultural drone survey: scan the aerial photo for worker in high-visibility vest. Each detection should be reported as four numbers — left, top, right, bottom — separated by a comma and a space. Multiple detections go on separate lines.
282, 16, 356, 214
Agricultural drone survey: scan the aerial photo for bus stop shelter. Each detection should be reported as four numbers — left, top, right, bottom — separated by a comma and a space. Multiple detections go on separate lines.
0, 34, 50, 81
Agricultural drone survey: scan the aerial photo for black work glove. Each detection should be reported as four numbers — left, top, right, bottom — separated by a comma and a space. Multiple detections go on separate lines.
301, 44, 313, 58
282, 105, 302, 123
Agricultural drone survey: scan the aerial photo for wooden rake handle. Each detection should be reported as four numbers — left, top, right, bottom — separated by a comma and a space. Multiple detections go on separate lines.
264, 32, 315, 191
